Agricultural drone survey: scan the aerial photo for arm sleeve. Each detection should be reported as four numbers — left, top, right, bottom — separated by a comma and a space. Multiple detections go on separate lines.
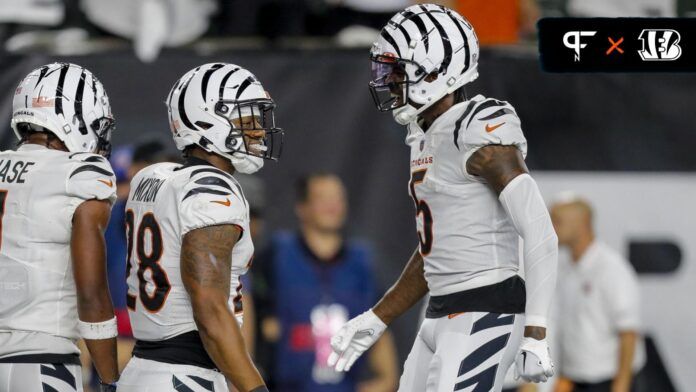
179, 173, 248, 236
499, 173, 558, 327
460, 101, 528, 176
65, 154, 117, 204
605, 261, 641, 331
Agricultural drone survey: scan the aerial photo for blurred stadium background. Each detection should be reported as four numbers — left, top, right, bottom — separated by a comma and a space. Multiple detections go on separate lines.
1, 0, 695, 391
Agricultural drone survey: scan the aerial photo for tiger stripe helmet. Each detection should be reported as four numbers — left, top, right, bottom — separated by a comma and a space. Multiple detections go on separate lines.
166, 63, 283, 174
11, 63, 115, 157
370, 4, 480, 125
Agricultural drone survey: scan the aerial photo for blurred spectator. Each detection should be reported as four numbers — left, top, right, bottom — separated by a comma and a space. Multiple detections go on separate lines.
566, 0, 675, 17
455, 0, 540, 44
550, 196, 646, 392
255, 172, 398, 391
0, 0, 65, 50
0, 0, 64, 26
80, 0, 217, 61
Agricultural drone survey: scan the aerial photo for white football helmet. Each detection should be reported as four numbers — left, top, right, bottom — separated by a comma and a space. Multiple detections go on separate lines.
11, 63, 115, 156
166, 63, 284, 174
369, 4, 480, 125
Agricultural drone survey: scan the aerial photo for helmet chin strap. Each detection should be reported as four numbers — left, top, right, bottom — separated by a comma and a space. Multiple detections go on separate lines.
208, 137, 265, 175
230, 153, 264, 174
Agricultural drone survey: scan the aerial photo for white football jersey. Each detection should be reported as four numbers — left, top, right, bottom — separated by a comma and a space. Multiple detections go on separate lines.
0, 144, 116, 356
125, 160, 253, 341
406, 95, 528, 296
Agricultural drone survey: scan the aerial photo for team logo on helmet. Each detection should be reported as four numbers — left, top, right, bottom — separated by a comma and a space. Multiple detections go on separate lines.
31, 96, 55, 108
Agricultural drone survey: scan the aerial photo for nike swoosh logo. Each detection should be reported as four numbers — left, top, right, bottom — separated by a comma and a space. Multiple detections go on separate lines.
97, 179, 113, 187
485, 122, 505, 133
354, 329, 375, 338
211, 198, 231, 207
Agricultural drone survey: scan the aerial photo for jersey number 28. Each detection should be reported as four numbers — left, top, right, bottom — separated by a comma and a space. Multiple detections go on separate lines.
125, 210, 171, 312
409, 170, 433, 256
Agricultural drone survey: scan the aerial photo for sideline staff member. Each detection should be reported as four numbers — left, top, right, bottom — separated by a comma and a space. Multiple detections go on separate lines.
550, 196, 645, 392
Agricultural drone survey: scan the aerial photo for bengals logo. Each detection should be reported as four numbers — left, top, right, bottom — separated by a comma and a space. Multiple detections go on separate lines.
31, 96, 55, 108
638, 29, 682, 61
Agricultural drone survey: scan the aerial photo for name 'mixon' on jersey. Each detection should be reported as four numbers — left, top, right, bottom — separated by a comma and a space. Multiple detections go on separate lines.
0, 145, 116, 357
125, 160, 253, 341
407, 94, 527, 296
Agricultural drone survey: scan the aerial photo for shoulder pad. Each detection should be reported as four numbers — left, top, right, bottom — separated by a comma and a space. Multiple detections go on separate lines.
66, 153, 116, 203
183, 167, 245, 205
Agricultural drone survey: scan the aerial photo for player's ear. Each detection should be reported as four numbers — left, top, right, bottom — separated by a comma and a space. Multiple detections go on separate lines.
425, 72, 439, 82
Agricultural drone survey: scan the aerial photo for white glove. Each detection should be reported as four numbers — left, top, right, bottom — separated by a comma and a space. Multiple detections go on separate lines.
514, 337, 555, 383
327, 309, 387, 372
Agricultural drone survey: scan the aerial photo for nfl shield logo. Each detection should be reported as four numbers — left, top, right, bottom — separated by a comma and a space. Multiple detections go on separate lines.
419, 140, 425, 151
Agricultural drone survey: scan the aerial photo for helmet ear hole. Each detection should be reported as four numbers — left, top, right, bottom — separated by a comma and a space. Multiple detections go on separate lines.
194, 121, 213, 130
425, 72, 439, 82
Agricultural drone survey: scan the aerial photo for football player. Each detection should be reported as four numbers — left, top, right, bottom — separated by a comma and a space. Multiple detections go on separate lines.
118, 63, 281, 392
328, 5, 558, 391
0, 63, 119, 391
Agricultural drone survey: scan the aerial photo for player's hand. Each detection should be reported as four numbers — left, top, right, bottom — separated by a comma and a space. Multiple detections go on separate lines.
327, 309, 387, 372
514, 337, 555, 383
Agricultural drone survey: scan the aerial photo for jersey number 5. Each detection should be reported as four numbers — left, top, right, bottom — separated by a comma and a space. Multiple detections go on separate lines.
409, 170, 433, 256
126, 210, 171, 312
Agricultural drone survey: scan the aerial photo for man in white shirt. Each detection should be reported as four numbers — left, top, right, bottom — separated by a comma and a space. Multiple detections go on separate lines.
550, 197, 646, 392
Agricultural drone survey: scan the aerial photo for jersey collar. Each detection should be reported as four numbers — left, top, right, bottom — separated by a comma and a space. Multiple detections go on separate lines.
575, 241, 601, 271
178, 156, 215, 170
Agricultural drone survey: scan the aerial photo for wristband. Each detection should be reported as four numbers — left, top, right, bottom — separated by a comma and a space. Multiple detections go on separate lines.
78, 316, 118, 339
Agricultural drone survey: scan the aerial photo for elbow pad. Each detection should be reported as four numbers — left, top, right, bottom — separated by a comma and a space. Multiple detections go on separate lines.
499, 174, 558, 328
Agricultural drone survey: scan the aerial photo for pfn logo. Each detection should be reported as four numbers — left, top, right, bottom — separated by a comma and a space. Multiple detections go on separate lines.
563, 31, 597, 61
638, 29, 682, 61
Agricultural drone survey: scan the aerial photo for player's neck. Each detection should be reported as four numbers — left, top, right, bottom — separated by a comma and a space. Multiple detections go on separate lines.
24, 133, 68, 152
420, 93, 455, 131
187, 147, 235, 175
301, 226, 343, 262
571, 232, 595, 262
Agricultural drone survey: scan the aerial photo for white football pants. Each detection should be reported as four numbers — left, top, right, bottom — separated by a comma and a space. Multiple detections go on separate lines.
118, 357, 228, 392
0, 363, 83, 392
398, 312, 524, 392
